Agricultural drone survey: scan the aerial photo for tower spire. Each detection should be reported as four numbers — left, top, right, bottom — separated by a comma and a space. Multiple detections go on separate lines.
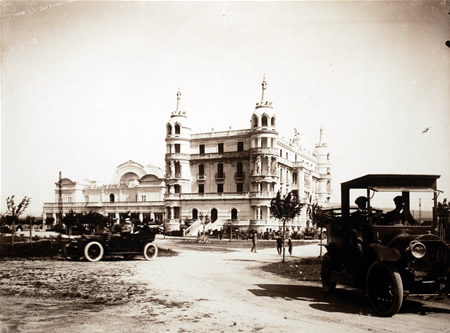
261, 74, 267, 104
176, 88, 181, 113
319, 126, 324, 146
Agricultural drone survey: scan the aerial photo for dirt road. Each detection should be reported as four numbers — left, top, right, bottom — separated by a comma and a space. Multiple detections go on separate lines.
0, 240, 448, 332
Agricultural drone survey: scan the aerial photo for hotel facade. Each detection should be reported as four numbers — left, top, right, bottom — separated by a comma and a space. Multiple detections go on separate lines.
43, 79, 332, 233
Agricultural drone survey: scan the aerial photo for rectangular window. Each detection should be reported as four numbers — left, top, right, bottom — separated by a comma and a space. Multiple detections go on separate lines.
218, 143, 224, 153
85, 195, 89, 203
141, 195, 146, 201
199, 164, 204, 176
286, 152, 288, 160
154, 213, 163, 222
217, 184, 224, 193
237, 141, 244, 152
217, 163, 223, 176
175, 144, 181, 153
237, 162, 243, 176
280, 149, 283, 157
237, 183, 243, 193
67, 197, 72, 203
199, 144, 205, 154
199, 184, 204, 193
108, 213, 116, 220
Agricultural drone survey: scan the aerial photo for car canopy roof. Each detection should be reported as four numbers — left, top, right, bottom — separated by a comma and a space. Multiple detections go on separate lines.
340, 174, 440, 218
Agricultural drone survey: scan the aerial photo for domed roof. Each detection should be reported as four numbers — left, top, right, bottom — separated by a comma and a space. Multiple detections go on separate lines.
144, 163, 164, 178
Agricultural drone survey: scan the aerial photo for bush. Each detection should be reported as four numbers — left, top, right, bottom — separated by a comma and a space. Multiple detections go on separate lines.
0, 238, 66, 258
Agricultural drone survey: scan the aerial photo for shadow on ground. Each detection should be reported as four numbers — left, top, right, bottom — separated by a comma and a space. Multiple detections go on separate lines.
249, 284, 450, 317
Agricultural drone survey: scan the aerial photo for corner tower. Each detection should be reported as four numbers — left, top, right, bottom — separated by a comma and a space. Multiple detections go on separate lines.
249, 77, 279, 229
314, 127, 331, 206
164, 89, 192, 231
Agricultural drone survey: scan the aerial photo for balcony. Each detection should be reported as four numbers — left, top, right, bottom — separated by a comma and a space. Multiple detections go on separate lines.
165, 172, 183, 179
249, 191, 276, 199
197, 174, 206, 182
190, 151, 249, 161
234, 172, 245, 181
215, 173, 225, 181
165, 153, 191, 160
249, 147, 279, 156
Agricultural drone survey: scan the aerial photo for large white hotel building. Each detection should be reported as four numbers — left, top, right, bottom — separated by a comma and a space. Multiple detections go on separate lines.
43, 79, 332, 233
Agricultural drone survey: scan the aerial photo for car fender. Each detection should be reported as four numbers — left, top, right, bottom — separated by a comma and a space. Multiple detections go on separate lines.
366, 243, 402, 263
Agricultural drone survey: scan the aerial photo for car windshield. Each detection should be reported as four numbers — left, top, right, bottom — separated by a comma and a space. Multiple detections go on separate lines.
349, 188, 436, 226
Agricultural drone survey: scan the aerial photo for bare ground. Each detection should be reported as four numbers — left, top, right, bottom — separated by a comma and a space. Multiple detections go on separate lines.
0, 239, 449, 333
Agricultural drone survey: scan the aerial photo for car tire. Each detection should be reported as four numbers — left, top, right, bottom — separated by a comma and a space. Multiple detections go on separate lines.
143, 242, 158, 260
321, 253, 337, 292
313, 234, 319, 240
366, 261, 403, 317
63, 245, 80, 261
321, 233, 327, 241
84, 241, 104, 262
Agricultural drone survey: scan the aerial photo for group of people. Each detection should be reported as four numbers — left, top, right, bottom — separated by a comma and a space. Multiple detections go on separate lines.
110, 218, 157, 235
250, 229, 293, 255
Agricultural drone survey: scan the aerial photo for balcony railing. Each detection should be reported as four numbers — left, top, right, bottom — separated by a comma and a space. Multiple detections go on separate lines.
215, 173, 225, 181
43, 201, 165, 208
249, 147, 279, 156
165, 153, 191, 160
234, 172, 245, 180
190, 151, 249, 160
197, 174, 206, 181
165, 192, 250, 200
249, 191, 276, 199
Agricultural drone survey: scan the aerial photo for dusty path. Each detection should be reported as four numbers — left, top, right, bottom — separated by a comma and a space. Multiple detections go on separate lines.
0, 241, 449, 333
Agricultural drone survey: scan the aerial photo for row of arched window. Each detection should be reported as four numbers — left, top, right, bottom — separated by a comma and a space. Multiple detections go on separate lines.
192, 208, 238, 222
252, 114, 276, 128
167, 123, 181, 135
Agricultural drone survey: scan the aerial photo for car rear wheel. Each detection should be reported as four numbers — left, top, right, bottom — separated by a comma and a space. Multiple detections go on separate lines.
366, 261, 403, 317
313, 234, 319, 240
321, 253, 337, 292
84, 241, 104, 262
143, 242, 158, 260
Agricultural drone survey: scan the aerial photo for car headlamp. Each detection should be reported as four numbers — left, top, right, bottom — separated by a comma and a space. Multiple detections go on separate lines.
409, 241, 426, 259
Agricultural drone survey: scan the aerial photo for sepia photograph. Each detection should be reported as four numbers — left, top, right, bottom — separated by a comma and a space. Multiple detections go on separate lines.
1, 0, 449, 332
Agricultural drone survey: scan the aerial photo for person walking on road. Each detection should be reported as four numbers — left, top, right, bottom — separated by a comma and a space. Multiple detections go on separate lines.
288, 238, 293, 255
276, 236, 283, 255
251, 230, 257, 253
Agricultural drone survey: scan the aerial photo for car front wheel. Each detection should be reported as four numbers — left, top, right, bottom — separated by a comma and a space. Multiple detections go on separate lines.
366, 261, 403, 317
321, 253, 337, 292
84, 241, 104, 262
143, 242, 158, 260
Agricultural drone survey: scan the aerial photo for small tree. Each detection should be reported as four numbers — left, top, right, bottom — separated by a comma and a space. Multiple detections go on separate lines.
62, 210, 78, 236
270, 191, 303, 262
6, 195, 31, 249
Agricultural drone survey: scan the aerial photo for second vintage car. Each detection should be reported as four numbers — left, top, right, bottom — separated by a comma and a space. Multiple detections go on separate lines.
320, 174, 449, 316
64, 224, 162, 262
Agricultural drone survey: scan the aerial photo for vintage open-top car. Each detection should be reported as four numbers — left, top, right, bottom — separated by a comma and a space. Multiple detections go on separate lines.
321, 174, 449, 316
64, 225, 162, 262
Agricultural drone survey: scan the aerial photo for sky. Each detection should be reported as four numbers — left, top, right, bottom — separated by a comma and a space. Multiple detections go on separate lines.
1, 0, 449, 216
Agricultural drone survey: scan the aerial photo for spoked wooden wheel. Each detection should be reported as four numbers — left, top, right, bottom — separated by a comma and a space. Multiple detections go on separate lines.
84, 241, 104, 262
143, 243, 158, 260
366, 261, 403, 317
